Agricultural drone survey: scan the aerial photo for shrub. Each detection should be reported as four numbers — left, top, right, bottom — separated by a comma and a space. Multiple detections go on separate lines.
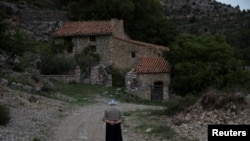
40, 54, 76, 75
201, 89, 246, 111
107, 68, 128, 87
165, 94, 199, 116
0, 104, 10, 126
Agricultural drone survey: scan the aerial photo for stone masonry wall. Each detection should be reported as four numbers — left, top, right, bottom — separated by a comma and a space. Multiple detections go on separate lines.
126, 72, 170, 100
111, 19, 129, 39
110, 37, 165, 69
71, 35, 112, 64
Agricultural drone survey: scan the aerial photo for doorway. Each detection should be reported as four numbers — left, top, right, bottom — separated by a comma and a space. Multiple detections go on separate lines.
151, 81, 163, 101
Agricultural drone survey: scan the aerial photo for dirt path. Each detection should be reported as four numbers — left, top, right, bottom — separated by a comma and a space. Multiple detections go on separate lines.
48, 102, 162, 141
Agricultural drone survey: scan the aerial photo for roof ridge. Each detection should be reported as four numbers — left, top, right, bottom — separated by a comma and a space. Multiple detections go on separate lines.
112, 36, 168, 50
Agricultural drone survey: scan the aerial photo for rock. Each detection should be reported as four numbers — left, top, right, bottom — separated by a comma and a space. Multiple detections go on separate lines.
23, 85, 33, 93
0, 1, 19, 15
28, 95, 38, 103
0, 78, 9, 86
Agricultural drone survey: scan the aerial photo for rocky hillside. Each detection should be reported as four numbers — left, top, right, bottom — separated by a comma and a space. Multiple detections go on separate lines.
160, 0, 249, 34
160, 0, 250, 65
161, 0, 241, 17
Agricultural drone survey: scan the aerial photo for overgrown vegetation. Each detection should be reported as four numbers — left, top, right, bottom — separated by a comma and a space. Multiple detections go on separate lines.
40, 54, 76, 75
0, 104, 10, 126
43, 80, 160, 106
164, 94, 199, 116
107, 68, 128, 87
125, 109, 198, 141
0, 11, 37, 57
164, 34, 250, 96
74, 45, 100, 74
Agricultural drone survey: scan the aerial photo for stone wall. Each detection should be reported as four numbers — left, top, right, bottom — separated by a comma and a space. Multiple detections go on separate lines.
111, 19, 129, 39
91, 65, 112, 87
55, 35, 112, 65
41, 66, 81, 84
110, 37, 165, 69
126, 72, 170, 101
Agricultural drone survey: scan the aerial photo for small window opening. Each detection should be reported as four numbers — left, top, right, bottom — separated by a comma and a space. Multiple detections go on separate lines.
131, 51, 136, 58
65, 38, 73, 53
67, 46, 73, 53
90, 36, 96, 42
91, 45, 97, 52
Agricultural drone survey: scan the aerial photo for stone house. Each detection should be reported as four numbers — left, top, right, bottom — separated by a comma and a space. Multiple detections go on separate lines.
125, 57, 170, 101
52, 19, 170, 100
52, 19, 168, 69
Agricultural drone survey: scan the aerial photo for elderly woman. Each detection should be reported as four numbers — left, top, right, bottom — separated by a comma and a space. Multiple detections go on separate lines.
102, 99, 124, 141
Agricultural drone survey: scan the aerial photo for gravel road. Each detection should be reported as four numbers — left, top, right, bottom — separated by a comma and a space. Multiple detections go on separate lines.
48, 102, 162, 141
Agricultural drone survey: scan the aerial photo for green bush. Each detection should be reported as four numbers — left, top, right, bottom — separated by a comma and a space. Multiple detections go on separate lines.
165, 94, 199, 116
0, 104, 10, 126
40, 54, 76, 75
107, 68, 128, 87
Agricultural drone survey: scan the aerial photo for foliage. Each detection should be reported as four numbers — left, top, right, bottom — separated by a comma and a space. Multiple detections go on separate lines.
39, 41, 72, 56
0, 13, 30, 55
225, 24, 250, 65
0, 104, 10, 126
125, 109, 196, 140
48, 81, 156, 105
40, 54, 76, 75
164, 34, 250, 96
107, 68, 128, 87
32, 138, 40, 141
164, 94, 199, 116
74, 46, 100, 74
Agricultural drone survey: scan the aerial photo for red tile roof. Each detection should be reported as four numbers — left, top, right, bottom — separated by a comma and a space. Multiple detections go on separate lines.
53, 21, 113, 37
135, 57, 170, 73
112, 36, 168, 50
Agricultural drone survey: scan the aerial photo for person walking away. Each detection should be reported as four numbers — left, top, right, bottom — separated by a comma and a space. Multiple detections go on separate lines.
102, 99, 124, 141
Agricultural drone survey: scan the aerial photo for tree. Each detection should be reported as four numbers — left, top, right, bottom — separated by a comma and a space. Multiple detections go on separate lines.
74, 46, 100, 74
164, 34, 250, 96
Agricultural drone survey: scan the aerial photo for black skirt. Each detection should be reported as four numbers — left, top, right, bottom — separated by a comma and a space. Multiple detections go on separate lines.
105, 123, 123, 141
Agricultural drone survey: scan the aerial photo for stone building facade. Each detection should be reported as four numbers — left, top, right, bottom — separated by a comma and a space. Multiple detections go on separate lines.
125, 57, 170, 101
52, 19, 168, 69
52, 19, 170, 100
110, 36, 167, 69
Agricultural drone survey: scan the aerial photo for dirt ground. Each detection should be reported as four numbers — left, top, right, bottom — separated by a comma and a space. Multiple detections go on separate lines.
47, 101, 162, 141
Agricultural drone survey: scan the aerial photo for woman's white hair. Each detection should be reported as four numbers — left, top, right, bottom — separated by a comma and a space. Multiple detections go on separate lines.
108, 98, 117, 105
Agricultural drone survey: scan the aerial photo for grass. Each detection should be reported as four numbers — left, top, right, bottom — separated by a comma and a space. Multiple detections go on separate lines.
125, 109, 199, 141
125, 109, 172, 139
39, 80, 163, 106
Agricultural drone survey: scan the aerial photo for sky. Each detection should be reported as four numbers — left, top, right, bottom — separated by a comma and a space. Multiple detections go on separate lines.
216, 0, 250, 11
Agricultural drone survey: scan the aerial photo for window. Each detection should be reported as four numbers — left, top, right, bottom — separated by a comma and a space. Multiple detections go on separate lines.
65, 37, 73, 53
91, 45, 96, 52
131, 51, 136, 58
67, 46, 73, 53
90, 36, 96, 42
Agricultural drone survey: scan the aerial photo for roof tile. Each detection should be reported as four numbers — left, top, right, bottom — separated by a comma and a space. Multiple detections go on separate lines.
53, 21, 113, 37
135, 57, 170, 73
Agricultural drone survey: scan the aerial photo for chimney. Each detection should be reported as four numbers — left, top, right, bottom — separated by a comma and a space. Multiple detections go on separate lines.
111, 18, 128, 39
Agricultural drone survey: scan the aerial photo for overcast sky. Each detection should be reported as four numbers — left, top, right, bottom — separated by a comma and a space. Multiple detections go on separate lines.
216, 0, 250, 10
